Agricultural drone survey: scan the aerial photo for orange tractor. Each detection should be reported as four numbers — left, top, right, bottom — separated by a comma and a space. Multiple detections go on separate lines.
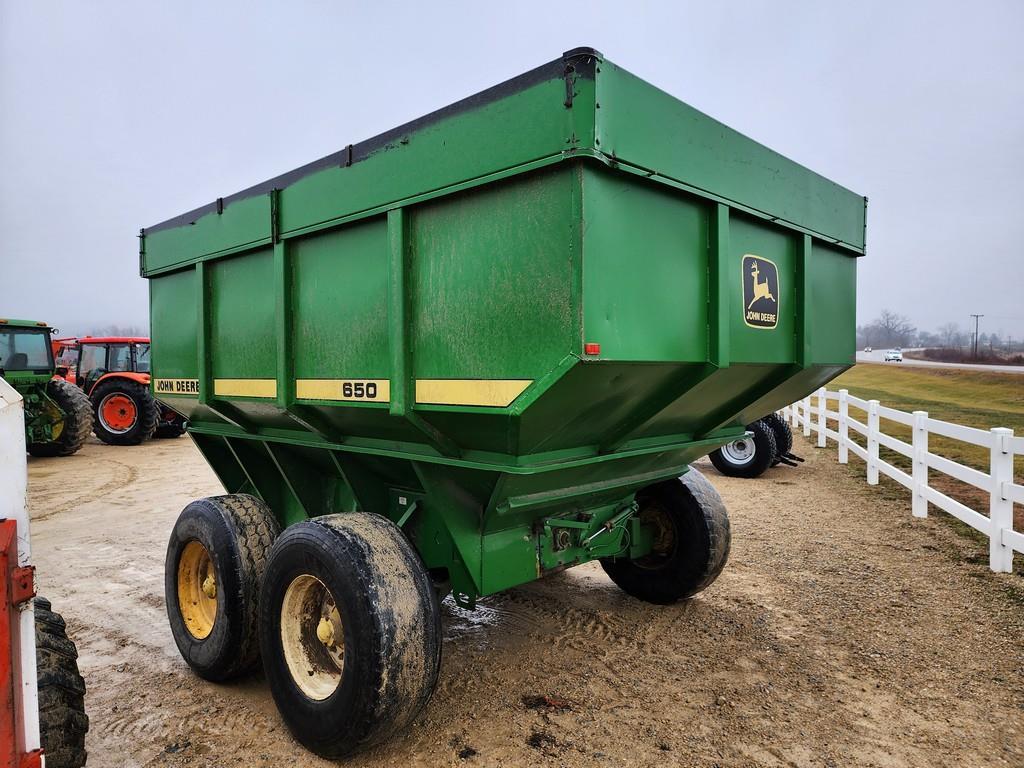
52, 337, 185, 445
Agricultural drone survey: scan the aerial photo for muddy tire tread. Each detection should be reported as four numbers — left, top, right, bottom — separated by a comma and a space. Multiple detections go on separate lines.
165, 493, 280, 681
27, 379, 93, 457
600, 467, 731, 604
35, 597, 89, 768
220, 493, 280, 674
259, 512, 442, 758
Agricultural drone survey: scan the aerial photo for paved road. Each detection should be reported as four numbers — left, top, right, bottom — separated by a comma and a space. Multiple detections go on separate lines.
857, 349, 1024, 374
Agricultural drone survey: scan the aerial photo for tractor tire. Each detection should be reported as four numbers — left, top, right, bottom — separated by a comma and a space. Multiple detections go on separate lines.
762, 412, 794, 465
27, 379, 93, 458
91, 378, 158, 445
259, 513, 442, 759
601, 469, 730, 604
708, 419, 777, 479
165, 494, 280, 681
35, 597, 89, 768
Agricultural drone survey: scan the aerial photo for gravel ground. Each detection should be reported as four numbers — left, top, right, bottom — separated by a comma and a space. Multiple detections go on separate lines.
26, 432, 1024, 767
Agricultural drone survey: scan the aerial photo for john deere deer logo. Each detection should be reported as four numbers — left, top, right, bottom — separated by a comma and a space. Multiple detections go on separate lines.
742, 255, 779, 329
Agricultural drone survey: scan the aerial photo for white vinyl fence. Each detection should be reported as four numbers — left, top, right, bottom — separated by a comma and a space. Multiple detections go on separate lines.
783, 388, 1023, 573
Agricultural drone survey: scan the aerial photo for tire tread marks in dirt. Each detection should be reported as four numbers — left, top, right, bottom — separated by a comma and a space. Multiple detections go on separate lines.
35, 596, 89, 768
27, 379, 94, 457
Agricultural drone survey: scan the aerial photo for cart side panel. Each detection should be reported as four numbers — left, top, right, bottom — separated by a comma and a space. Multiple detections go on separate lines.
292, 216, 390, 382
408, 166, 578, 383
150, 267, 198, 383
209, 248, 276, 383
594, 59, 866, 251
581, 165, 709, 363
808, 241, 857, 365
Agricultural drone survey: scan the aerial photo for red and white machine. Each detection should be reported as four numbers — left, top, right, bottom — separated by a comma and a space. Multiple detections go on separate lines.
0, 377, 41, 767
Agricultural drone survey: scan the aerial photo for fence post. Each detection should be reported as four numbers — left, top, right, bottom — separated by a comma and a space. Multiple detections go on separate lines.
912, 411, 929, 518
790, 402, 799, 428
838, 389, 849, 464
816, 388, 827, 447
803, 396, 812, 437
867, 399, 880, 485
989, 428, 1014, 573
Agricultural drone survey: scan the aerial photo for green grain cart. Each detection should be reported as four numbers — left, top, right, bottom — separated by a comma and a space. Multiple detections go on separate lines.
143, 48, 863, 757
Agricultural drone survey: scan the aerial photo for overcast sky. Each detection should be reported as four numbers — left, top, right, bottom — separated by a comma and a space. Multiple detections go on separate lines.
2, 1, 1022, 340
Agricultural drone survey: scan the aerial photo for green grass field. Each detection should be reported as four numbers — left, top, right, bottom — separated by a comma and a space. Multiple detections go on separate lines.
830, 363, 1024, 472
827, 363, 1023, 537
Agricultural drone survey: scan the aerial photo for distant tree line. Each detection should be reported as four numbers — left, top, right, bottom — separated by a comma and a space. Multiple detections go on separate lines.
857, 310, 1021, 355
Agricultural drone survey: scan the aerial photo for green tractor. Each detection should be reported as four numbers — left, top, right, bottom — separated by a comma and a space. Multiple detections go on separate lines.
0, 319, 93, 457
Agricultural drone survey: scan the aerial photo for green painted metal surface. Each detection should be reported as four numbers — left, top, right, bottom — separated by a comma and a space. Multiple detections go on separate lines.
142, 48, 864, 604
0, 320, 64, 443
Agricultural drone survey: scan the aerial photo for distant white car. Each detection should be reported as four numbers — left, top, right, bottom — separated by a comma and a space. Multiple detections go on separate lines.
864, 346, 872, 353
884, 349, 903, 362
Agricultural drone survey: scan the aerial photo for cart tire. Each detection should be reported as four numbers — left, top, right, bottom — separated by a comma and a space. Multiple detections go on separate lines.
27, 379, 93, 458
165, 494, 280, 681
154, 422, 185, 438
708, 419, 777, 478
762, 412, 793, 464
153, 405, 186, 438
35, 597, 89, 768
600, 468, 730, 604
259, 513, 442, 759
91, 378, 158, 445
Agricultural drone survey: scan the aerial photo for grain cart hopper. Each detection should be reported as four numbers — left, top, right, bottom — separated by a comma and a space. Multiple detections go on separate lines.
141, 48, 863, 757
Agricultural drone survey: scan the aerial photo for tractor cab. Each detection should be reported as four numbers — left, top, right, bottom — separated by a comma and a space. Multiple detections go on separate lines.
0, 320, 55, 379
74, 338, 151, 393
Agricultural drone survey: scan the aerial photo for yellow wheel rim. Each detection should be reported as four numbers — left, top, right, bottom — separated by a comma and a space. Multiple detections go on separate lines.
280, 574, 344, 700
177, 540, 218, 639
43, 399, 65, 440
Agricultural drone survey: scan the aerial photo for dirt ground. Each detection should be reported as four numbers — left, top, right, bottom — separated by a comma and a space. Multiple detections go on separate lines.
27, 432, 1024, 767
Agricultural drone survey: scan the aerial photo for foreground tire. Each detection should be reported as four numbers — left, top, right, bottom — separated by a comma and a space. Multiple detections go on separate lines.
36, 597, 89, 768
260, 513, 442, 759
601, 469, 730, 604
762, 412, 794, 464
91, 378, 158, 445
27, 379, 93, 458
165, 494, 280, 681
708, 419, 777, 478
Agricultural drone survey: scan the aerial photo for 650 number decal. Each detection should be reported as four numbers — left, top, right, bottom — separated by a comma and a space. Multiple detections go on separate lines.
342, 381, 377, 399
295, 379, 390, 403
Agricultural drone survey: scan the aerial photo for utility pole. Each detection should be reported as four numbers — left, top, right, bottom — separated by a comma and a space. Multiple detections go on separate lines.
970, 314, 984, 359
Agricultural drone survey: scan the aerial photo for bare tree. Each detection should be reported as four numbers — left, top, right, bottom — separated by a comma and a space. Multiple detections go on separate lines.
864, 310, 916, 348
937, 322, 961, 348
